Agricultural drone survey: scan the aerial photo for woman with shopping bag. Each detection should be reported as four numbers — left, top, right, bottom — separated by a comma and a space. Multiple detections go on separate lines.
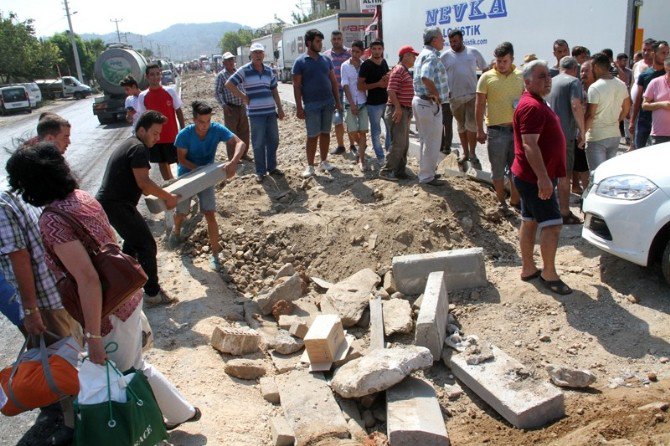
5, 139, 201, 435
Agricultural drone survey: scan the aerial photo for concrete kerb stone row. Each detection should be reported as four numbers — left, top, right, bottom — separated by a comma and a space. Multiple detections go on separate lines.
414, 271, 450, 361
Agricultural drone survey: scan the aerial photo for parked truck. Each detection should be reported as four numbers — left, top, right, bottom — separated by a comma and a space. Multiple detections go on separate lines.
92, 43, 149, 125
35, 76, 92, 100
236, 45, 251, 68
277, 13, 373, 83
251, 33, 281, 64
380, 0, 669, 68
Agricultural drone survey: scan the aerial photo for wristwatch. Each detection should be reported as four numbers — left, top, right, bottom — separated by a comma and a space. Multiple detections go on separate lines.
84, 332, 102, 339
23, 307, 39, 316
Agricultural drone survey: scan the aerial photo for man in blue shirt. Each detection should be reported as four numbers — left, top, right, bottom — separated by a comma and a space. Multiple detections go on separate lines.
292, 29, 343, 178
171, 101, 245, 271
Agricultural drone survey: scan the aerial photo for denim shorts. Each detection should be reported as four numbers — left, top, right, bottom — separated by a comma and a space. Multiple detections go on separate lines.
513, 176, 562, 228
305, 102, 335, 137
486, 125, 514, 180
176, 185, 216, 215
344, 104, 369, 132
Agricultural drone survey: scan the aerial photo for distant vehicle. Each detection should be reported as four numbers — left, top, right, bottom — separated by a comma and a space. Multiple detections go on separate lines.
0, 85, 31, 115
582, 144, 670, 286
35, 76, 92, 100
161, 69, 175, 85
251, 33, 281, 65
21, 82, 42, 108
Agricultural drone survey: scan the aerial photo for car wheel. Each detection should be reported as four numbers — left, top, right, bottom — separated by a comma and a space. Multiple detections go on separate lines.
661, 240, 670, 286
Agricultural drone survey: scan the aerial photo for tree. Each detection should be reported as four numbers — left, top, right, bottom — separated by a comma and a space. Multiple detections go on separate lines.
46, 32, 105, 83
290, 2, 332, 24
138, 48, 153, 58
219, 28, 254, 55
0, 12, 45, 83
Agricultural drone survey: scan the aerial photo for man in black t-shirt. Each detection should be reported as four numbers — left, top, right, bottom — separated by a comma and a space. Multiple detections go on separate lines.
96, 111, 180, 306
358, 40, 390, 162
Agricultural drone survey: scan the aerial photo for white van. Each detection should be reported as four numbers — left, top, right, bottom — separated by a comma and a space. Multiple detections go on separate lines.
0, 85, 31, 115
21, 82, 42, 108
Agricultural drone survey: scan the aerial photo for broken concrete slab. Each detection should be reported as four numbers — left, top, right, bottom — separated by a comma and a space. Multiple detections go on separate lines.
270, 350, 302, 374
256, 273, 303, 315
276, 370, 349, 445
278, 315, 307, 330
546, 364, 596, 388
289, 321, 309, 339
382, 298, 413, 335
145, 162, 226, 213
415, 271, 450, 361
466, 166, 493, 185
275, 263, 296, 280
271, 415, 295, 446
269, 330, 305, 355
311, 276, 333, 290
321, 269, 381, 327
331, 346, 433, 398
387, 376, 450, 446
210, 326, 262, 356
392, 248, 487, 295
446, 342, 565, 429
224, 358, 267, 380
383, 270, 396, 294
260, 376, 280, 404
337, 399, 367, 442
331, 335, 361, 368
369, 296, 384, 351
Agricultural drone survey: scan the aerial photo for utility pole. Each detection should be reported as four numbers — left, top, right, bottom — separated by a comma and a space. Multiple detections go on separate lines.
63, 0, 83, 83
110, 18, 123, 43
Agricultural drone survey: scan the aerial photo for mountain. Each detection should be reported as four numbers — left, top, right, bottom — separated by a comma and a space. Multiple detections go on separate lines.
81, 21, 248, 61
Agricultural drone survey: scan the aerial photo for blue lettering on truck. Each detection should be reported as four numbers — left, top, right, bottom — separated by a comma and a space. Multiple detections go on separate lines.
426, 0, 507, 26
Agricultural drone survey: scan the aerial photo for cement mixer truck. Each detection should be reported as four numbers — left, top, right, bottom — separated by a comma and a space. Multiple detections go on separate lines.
92, 43, 149, 125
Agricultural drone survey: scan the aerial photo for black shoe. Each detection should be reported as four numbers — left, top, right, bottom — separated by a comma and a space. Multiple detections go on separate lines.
255, 174, 264, 183
350, 145, 358, 155
434, 173, 443, 179
379, 170, 398, 182
166, 407, 202, 431
48, 426, 74, 446
395, 172, 410, 180
424, 178, 446, 186
269, 169, 284, 177
330, 146, 346, 155
440, 147, 451, 155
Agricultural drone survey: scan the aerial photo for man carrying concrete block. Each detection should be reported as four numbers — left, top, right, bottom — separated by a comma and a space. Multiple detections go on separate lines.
168, 101, 244, 271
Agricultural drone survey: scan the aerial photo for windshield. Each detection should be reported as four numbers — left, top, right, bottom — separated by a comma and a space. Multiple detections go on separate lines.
2, 88, 26, 101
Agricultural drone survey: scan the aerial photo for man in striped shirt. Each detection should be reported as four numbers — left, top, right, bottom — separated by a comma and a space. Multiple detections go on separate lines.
226, 43, 285, 183
380, 45, 418, 181
215, 52, 251, 161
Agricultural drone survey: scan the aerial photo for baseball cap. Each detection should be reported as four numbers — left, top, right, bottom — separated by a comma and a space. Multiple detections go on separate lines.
222, 52, 235, 60
398, 45, 419, 57
250, 43, 265, 52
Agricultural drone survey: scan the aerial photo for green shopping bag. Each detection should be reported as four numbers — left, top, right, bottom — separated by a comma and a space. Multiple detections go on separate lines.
74, 361, 168, 446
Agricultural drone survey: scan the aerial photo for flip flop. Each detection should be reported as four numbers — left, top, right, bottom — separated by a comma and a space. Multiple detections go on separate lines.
539, 276, 573, 295
521, 269, 542, 282
166, 407, 202, 431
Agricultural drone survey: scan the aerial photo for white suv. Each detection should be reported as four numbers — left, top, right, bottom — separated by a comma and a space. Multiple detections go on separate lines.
0, 85, 31, 115
21, 82, 42, 108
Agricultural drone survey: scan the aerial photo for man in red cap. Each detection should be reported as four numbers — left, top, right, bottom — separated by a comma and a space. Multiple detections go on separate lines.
380, 45, 418, 181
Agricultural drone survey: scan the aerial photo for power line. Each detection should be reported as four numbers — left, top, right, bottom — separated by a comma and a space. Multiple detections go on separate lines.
110, 18, 123, 43
63, 0, 83, 82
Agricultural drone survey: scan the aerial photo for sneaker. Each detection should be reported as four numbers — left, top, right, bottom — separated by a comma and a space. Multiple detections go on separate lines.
395, 171, 410, 180
330, 146, 346, 155
379, 170, 398, 181
167, 231, 182, 250
166, 407, 202, 431
144, 289, 177, 306
301, 165, 316, 178
319, 160, 335, 172
424, 178, 446, 186
255, 174, 264, 183
209, 254, 223, 271
269, 168, 285, 177
350, 145, 358, 155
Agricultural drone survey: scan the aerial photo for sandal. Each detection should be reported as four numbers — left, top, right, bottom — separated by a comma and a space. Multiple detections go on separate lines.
539, 276, 573, 295
166, 407, 202, 431
562, 211, 583, 225
521, 269, 542, 282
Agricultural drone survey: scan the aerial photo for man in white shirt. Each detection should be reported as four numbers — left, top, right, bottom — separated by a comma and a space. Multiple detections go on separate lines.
341, 40, 369, 171
120, 75, 141, 131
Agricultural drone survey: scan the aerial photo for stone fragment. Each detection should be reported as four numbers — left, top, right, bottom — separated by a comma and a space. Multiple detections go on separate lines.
444, 382, 464, 400
392, 248, 487, 294
275, 263, 296, 280
383, 271, 396, 294
270, 350, 302, 374
411, 294, 423, 311
224, 359, 267, 380
637, 401, 669, 411
415, 271, 449, 360
289, 321, 309, 339
338, 399, 367, 441
278, 315, 306, 330
387, 377, 450, 446
210, 326, 261, 356
276, 370, 349, 445
447, 343, 564, 429
321, 268, 381, 327
270, 330, 305, 355
332, 337, 364, 368
331, 346, 433, 398
271, 416, 295, 446
362, 410, 376, 428
369, 296, 385, 351
382, 298, 413, 335
546, 364, 596, 388
256, 273, 303, 315
272, 300, 295, 321
260, 376, 280, 404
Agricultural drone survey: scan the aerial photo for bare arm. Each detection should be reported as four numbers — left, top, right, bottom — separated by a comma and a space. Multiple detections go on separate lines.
8, 249, 46, 334
570, 98, 586, 147
584, 103, 598, 134
630, 88, 644, 126
176, 108, 185, 130
329, 70, 342, 111
224, 135, 244, 179
475, 92, 487, 143
176, 147, 198, 172
271, 88, 285, 119
642, 97, 670, 111
225, 80, 250, 105
521, 133, 553, 200
132, 167, 179, 209
293, 73, 304, 119
619, 96, 631, 122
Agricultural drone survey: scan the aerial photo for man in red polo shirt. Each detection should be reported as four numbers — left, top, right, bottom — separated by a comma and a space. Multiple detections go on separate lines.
136, 63, 185, 180
511, 59, 572, 295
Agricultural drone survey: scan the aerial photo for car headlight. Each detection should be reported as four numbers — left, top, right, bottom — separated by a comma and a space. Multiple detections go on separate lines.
595, 175, 658, 200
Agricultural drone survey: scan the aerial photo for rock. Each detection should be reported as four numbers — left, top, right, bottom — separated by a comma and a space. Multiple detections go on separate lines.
225, 359, 267, 380
210, 326, 261, 356
539, 335, 551, 342
259, 376, 280, 404
372, 407, 386, 423
362, 410, 376, 428
382, 298, 413, 335
331, 346, 433, 398
277, 314, 305, 329
271, 300, 295, 321
464, 343, 494, 365
648, 372, 658, 382
638, 401, 669, 411
322, 268, 381, 327
383, 271, 396, 294
275, 263, 295, 280
626, 295, 639, 304
546, 364, 596, 388
391, 291, 405, 300
444, 382, 464, 400
412, 294, 424, 311
311, 276, 333, 290
256, 273, 303, 315
269, 330, 305, 355
356, 308, 370, 328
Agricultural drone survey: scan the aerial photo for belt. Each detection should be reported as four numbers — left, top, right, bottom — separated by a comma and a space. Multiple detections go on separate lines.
488, 124, 513, 131
418, 95, 433, 101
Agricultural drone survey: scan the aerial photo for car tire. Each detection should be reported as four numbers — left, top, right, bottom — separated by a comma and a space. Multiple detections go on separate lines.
661, 240, 670, 286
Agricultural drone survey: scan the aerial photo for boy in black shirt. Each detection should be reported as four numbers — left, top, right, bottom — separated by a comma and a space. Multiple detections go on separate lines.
358, 40, 390, 162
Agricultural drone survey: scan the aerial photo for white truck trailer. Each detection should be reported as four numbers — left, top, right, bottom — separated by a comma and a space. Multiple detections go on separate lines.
277, 13, 373, 82
251, 33, 281, 64
380, 0, 669, 65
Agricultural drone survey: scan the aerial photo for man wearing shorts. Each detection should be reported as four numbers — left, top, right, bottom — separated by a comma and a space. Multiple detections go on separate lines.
324, 30, 354, 155
341, 40, 369, 171
476, 41, 524, 210
170, 101, 244, 271
512, 60, 571, 295
293, 29, 343, 178
441, 29, 487, 166
136, 62, 185, 181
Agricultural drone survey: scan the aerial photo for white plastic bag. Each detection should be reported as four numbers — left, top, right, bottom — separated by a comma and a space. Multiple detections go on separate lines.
77, 360, 135, 405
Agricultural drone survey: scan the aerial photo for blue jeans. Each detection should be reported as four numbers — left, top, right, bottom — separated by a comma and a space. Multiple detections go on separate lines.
250, 114, 279, 175
367, 104, 390, 159
635, 114, 652, 149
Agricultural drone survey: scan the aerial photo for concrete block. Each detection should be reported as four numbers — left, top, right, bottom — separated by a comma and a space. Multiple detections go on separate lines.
303, 315, 345, 364
387, 376, 450, 446
414, 272, 449, 361
260, 376, 280, 404
210, 326, 261, 356
446, 342, 565, 429
278, 315, 306, 330
269, 350, 302, 374
368, 296, 385, 351
145, 162, 226, 213
276, 370, 349, 445
466, 166, 493, 185
271, 415, 295, 446
392, 248, 487, 295
289, 322, 309, 339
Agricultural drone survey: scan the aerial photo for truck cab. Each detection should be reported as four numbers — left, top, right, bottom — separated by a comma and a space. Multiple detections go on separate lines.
61, 76, 92, 99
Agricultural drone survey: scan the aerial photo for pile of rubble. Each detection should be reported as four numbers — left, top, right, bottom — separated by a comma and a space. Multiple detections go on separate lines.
206, 248, 598, 445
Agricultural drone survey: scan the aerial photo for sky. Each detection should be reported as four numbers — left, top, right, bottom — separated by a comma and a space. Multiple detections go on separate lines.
3, 0, 311, 37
